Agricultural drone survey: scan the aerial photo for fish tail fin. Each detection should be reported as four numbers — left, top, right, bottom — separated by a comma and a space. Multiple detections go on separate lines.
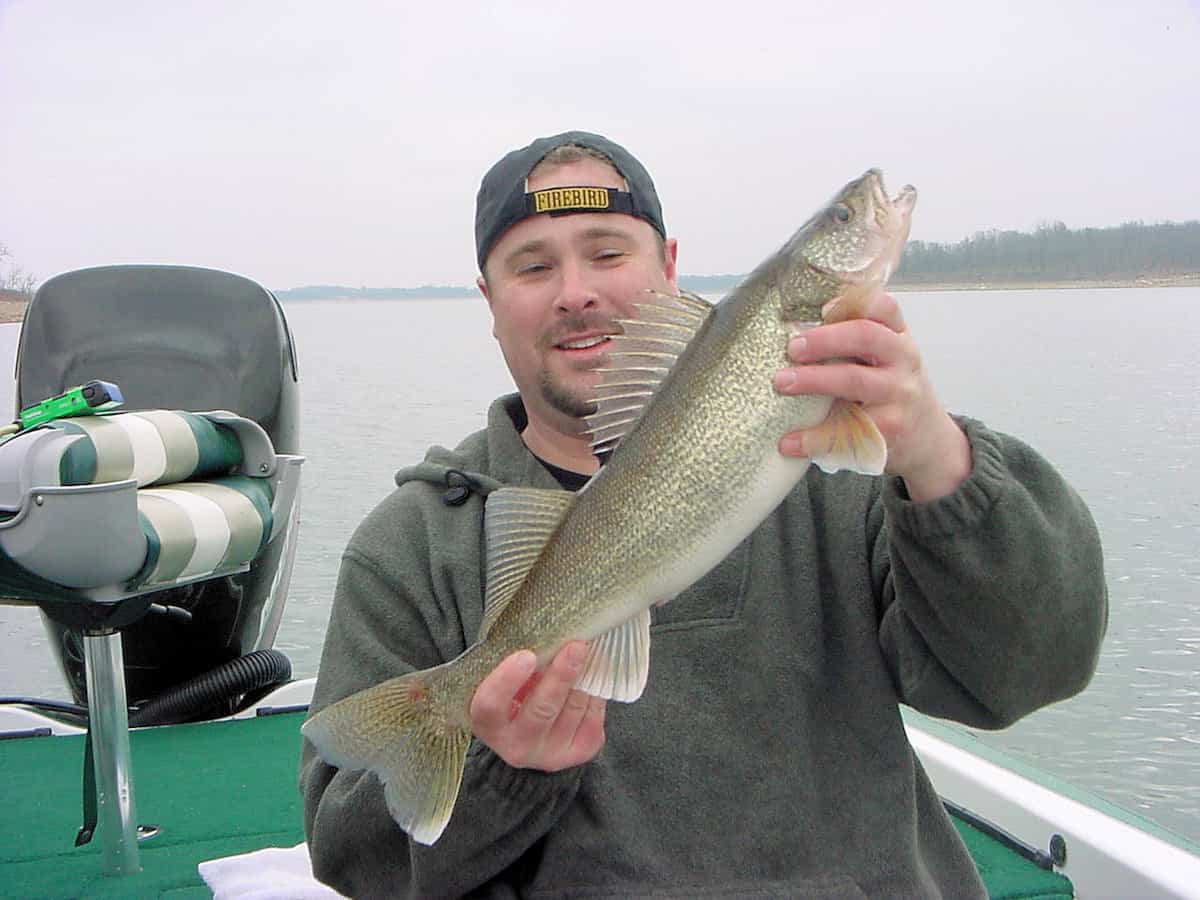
301, 662, 471, 845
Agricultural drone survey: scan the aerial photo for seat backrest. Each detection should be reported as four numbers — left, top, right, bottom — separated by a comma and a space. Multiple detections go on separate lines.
17, 265, 299, 453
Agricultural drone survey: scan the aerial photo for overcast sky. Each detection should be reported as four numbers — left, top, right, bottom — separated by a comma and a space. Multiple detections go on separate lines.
1, 0, 1197, 291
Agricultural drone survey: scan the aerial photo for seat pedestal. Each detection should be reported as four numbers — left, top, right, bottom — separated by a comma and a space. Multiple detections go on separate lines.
83, 630, 141, 875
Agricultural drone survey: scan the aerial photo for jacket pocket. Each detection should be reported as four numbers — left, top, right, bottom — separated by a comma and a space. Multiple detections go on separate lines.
649, 536, 750, 632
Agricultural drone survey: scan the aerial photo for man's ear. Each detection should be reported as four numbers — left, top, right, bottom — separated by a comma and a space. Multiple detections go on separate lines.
663, 238, 679, 293
477, 274, 500, 339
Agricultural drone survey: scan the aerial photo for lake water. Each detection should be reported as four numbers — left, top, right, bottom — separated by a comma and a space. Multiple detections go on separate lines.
1, 287, 1198, 846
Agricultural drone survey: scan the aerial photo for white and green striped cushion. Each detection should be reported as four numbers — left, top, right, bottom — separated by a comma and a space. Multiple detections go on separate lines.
48, 411, 242, 488
131, 476, 273, 588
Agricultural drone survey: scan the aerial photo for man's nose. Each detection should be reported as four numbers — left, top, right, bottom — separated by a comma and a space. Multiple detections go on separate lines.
555, 261, 600, 313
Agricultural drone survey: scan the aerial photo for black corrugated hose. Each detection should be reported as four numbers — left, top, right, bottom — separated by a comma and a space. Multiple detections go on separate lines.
128, 648, 292, 726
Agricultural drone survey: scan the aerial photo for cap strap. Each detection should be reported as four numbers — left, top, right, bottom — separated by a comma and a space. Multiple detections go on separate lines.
524, 186, 636, 218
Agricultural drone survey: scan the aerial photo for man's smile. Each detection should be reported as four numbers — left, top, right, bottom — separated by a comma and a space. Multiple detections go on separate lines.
556, 333, 612, 352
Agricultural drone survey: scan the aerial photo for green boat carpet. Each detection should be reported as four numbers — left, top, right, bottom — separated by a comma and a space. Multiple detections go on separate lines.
0, 711, 1073, 898
1, 712, 307, 899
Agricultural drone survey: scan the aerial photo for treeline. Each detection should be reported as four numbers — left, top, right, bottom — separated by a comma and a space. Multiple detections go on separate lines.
896, 220, 1200, 284
272, 220, 1199, 300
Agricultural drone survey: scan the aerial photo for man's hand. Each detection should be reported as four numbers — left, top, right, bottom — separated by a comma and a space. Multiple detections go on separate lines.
470, 641, 606, 771
772, 291, 971, 502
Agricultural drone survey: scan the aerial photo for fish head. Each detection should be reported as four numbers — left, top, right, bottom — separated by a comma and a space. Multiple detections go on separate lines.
775, 169, 917, 318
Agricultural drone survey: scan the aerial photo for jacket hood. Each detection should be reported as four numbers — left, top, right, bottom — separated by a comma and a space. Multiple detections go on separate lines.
392, 394, 567, 504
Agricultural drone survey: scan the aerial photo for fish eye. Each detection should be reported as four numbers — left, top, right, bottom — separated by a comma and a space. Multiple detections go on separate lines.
830, 203, 853, 224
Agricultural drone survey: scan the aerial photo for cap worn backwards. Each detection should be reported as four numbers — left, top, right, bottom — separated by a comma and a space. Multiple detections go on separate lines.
474, 130, 666, 271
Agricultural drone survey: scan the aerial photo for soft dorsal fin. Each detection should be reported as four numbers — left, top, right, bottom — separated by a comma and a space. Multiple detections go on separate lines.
574, 608, 652, 702
584, 290, 713, 454
481, 487, 574, 639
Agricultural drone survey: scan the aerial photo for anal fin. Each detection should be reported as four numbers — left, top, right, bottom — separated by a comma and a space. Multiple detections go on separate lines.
574, 608, 651, 702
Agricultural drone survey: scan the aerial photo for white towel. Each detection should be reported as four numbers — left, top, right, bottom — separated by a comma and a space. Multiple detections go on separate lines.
198, 842, 348, 899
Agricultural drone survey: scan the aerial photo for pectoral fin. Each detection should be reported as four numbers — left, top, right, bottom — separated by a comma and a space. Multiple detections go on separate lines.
805, 401, 887, 475
822, 283, 882, 325
574, 609, 652, 702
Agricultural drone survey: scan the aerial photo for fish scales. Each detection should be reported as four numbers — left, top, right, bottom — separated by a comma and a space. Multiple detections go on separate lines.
517, 292, 826, 627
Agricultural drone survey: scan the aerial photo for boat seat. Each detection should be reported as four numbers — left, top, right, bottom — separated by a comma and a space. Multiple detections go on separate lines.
3, 264, 304, 874
0, 409, 301, 625
14, 265, 302, 705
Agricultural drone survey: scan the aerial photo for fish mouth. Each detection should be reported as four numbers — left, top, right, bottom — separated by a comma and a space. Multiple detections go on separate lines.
860, 173, 917, 284
890, 182, 918, 218
868, 169, 918, 223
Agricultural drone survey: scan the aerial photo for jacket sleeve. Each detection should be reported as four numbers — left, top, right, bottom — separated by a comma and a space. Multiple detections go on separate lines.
299, 487, 583, 900
871, 417, 1108, 729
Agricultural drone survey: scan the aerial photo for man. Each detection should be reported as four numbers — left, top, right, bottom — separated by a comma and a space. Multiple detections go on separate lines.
300, 130, 1107, 898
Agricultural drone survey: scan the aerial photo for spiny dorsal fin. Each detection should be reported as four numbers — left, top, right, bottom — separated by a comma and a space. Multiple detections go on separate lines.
481, 487, 574, 639
574, 608, 652, 702
584, 290, 714, 454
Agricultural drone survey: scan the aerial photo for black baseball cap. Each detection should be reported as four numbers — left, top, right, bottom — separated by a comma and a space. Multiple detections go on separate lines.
474, 130, 666, 270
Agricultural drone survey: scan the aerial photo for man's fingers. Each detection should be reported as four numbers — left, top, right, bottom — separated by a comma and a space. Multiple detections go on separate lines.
786, 318, 914, 371
862, 290, 906, 332
509, 670, 543, 721
774, 360, 892, 406
508, 641, 588, 738
470, 649, 537, 733
549, 691, 607, 767
545, 686, 596, 746
469, 641, 608, 771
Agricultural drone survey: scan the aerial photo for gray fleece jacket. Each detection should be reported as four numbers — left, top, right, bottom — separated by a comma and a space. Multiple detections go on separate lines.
300, 394, 1107, 899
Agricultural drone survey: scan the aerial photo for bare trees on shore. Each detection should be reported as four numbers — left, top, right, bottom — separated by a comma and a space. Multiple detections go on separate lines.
0, 243, 36, 298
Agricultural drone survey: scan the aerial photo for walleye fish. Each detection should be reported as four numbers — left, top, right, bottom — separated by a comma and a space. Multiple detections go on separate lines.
302, 169, 917, 844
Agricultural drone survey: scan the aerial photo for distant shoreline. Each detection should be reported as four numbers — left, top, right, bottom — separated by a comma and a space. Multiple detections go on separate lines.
1, 273, 1196, 324
272, 272, 1200, 302
892, 272, 1200, 293
0, 300, 26, 325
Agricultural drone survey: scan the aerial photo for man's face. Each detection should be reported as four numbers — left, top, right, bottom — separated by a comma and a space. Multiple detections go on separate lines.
479, 157, 678, 435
